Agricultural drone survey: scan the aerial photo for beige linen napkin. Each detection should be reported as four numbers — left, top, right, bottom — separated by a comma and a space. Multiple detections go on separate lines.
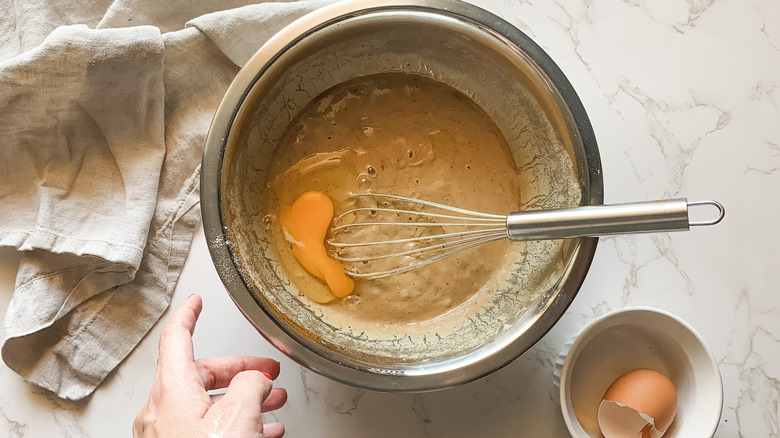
0, 0, 326, 401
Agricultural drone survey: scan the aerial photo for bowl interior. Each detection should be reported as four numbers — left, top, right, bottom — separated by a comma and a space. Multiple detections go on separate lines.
211, 3, 601, 388
560, 308, 723, 437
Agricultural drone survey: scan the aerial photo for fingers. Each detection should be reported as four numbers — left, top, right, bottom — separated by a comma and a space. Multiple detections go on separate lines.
132, 403, 150, 436
263, 422, 285, 438
195, 356, 280, 390
209, 385, 287, 412
218, 370, 273, 411
158, 294, 203, 366
262, 388, 288, 413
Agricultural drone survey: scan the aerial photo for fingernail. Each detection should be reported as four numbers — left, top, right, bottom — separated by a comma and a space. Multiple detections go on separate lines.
263, 372, 273, 380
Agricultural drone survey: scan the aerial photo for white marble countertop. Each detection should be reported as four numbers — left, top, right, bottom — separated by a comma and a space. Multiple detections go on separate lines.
1, 0, 779, 436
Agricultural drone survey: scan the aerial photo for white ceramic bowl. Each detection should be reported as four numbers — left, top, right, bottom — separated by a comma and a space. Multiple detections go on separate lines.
555, 307, 723, 437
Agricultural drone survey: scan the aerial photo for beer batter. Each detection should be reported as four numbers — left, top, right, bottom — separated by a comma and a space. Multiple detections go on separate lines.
263, 73, 524, 327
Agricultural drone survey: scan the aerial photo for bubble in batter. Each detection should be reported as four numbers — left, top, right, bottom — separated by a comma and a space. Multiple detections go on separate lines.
263, 73, 523, 326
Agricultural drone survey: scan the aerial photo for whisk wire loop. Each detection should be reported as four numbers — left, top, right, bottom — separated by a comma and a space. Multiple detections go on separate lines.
348, 193, 505, 219
328, 227, 507, 248
343, 234, 506, 279
332, 230, 507, 262
329, 193, 509, 280
333, 207, 505, 225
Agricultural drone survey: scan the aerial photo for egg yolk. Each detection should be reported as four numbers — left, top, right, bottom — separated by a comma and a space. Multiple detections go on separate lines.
279, 191, 355, 298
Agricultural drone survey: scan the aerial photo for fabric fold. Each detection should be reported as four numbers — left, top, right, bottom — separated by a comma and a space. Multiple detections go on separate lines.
0, 25, 165, 267
186, 0, 329, 67
0, 0, 332, 401
0, 24, 166, 400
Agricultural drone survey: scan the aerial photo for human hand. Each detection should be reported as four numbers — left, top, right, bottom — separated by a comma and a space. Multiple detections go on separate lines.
133, 294, 287, 438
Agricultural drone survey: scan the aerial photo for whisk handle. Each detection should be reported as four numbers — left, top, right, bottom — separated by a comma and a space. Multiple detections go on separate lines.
506, 199, 724, 241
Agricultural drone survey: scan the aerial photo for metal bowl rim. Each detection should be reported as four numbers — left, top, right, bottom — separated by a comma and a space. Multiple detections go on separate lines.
200, 0, 604, 392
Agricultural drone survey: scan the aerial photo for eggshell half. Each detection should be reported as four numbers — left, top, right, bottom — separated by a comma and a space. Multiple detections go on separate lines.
598, 369, 677, 438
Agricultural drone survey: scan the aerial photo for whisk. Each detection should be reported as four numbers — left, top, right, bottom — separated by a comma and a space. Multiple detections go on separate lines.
326, 193, 725, 280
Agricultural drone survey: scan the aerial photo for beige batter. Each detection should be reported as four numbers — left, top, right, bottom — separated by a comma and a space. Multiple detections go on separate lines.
263, 73, 524, 327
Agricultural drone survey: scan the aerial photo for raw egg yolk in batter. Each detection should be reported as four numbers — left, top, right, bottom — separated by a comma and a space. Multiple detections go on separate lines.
280, 191, 355, 299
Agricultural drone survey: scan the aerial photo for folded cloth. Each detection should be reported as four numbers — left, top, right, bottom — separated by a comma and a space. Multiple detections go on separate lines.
0, 0, 328, 401
0, 24, 167, 400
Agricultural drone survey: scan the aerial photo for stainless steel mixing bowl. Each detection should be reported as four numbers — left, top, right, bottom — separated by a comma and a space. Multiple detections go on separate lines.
201, 0, 603, 391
